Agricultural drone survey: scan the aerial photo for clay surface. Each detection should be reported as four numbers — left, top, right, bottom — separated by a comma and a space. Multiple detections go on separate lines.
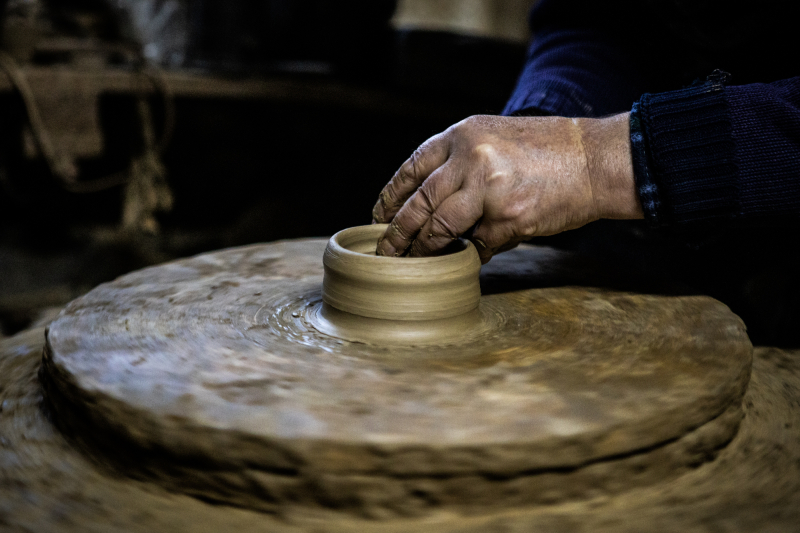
39, 239, 752, 515
321, 224, 481, 320
312, 224, 484, 344
2, 314, 800, 531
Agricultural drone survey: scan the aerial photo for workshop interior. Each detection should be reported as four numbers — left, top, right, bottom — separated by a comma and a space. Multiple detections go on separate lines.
1, 1, 799, 532
0, 0, 531, 336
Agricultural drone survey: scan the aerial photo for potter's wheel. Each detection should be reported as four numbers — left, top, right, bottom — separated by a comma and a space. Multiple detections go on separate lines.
39, 234, 752, 517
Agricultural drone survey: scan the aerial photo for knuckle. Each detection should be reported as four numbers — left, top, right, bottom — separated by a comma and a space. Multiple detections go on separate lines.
397, 148, 424, 185
395, 165, 412, 186
499, 201, 526, 222
471, 142, 497, 162
389, 218, 411, 241
485, 169, 510, 186
487, 190, 525, 222
517, 223, 538, 239
413, 185, 437, 214
430, 212, 459, 240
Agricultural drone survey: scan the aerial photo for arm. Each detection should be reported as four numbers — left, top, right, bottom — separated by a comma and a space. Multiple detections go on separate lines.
372, 113, 642, 263
372, 0, 800, 260
372, 76, 800, 262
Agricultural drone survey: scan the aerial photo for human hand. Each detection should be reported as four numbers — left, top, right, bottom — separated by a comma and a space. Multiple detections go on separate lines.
372, 113, 642, 263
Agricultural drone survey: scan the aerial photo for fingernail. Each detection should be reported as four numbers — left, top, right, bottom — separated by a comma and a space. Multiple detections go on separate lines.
474, 238, 487, 249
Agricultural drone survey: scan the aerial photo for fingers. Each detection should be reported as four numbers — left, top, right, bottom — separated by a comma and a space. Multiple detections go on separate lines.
372, 134, 449, 224
406, 191, 483, 257
376, 164, 462, 257
470, 222, 520, 264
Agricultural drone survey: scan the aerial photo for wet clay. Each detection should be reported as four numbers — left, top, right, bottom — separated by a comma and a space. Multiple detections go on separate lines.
37, 238, 753, 517
310, 224, 485, 344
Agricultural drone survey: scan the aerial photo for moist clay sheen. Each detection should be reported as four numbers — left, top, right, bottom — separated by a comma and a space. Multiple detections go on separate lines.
307, 224, 488, 345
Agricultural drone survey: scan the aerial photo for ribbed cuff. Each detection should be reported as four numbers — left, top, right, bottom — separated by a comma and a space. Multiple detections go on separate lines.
631, 71, 738, 227
630, 100, 661, 226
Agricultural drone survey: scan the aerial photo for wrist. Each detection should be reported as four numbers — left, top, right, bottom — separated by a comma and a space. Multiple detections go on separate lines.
576, 113, 643, 220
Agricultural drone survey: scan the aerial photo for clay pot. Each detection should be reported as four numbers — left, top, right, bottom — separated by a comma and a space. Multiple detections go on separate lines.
308, 224, 483, 344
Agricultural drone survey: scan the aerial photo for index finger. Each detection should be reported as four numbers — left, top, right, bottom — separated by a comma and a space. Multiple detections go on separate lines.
371, 133, 449, 225
376, 162, 462, 257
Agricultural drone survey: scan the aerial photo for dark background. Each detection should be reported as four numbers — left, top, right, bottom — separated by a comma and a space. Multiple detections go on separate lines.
0, 0, 529, 335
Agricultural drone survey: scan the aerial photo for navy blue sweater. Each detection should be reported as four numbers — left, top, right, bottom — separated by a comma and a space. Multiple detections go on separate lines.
503, 0, 800, 229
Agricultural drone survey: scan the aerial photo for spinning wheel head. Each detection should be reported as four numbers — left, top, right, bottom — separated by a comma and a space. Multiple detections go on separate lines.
40, 235, 752, 517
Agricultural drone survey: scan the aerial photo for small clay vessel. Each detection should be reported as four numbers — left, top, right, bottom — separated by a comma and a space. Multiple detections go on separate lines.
307, 224, 484, 344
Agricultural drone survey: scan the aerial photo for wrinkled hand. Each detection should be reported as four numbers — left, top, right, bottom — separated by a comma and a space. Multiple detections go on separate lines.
372, 113, 642, 263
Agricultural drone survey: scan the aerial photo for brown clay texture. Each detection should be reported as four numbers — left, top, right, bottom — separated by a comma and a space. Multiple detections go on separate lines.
2, 318, 800, 530
321, 224, 481, 320
312, 225, 485, 344
35, 239, 753, 517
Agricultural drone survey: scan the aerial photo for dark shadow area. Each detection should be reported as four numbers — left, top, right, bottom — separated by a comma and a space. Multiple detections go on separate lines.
0, 0, 528, 336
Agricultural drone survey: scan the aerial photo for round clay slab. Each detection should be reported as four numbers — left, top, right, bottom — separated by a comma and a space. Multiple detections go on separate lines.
42, 239, 752, 513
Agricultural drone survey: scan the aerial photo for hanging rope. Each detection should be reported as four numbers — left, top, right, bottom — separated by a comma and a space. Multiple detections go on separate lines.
0, 51, 176, 194
0, 51, 77, 183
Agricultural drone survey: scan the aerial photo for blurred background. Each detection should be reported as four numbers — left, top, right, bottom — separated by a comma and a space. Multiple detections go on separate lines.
0, 0, 536, 336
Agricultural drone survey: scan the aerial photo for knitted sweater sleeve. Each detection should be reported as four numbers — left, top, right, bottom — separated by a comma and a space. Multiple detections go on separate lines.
502, 0, 649, 118
631, 75, 800, 228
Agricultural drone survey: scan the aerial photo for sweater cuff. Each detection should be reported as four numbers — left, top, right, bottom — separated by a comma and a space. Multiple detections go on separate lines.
630, 72, 738, 227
